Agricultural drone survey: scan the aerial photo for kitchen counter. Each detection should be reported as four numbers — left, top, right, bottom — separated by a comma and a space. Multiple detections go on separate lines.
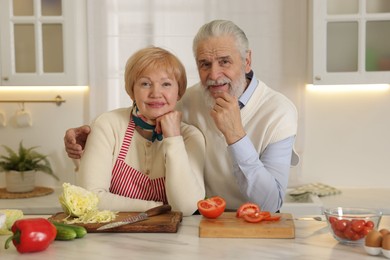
0, 187, 322, 216
1, 215, 389, 259
1, 187, 390, 216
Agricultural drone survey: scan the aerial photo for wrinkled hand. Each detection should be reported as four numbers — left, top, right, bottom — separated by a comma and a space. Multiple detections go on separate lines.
64, 125, 91, 159
210, 92, 246, 145
154, 111, 182, 138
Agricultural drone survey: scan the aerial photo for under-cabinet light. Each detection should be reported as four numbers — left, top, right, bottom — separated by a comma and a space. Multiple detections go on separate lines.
306, 84, 389, 93
0, 86, 89, 92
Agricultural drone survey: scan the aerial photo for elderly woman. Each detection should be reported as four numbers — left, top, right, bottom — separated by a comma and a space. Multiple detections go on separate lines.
76, 47, 205, 216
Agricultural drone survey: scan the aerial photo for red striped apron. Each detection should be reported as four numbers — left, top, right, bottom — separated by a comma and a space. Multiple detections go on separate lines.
109, 118, 167, 204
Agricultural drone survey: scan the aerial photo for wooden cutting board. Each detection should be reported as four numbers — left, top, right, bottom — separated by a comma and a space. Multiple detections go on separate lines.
48, 211, 183, 233
199, 212, 295, 238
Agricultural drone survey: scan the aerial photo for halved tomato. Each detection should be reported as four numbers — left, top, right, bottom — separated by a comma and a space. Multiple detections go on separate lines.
197, 196, 226, 219
236, 202, 261, 218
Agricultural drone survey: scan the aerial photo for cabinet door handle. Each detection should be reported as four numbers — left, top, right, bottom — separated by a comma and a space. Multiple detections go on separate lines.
2, 77, 9, 81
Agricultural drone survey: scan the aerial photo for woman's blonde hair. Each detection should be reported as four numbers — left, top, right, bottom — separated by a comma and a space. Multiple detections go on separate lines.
125, 46, 187, 100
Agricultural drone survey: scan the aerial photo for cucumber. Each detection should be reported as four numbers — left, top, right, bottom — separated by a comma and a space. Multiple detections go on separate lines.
54, 224, 77, 241
51, 221, 87, 239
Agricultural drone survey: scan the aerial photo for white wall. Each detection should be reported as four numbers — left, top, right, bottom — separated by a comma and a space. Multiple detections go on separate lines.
302, 89, 390, 188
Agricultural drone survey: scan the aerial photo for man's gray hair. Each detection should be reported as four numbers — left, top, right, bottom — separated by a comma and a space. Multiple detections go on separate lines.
192, 20, 249, 61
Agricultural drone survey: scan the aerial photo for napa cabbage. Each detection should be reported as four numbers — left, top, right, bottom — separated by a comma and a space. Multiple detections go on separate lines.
59, 183, 116, 224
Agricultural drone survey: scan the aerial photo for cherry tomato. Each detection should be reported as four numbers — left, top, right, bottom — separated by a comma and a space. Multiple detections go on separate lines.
351, 219, 366, 232
361, 226, 373, 236
197, 196, 226, 219
365, 220, 375, 229
335, 219, 349, 231
331, 220, 338, 230
351, 232, 361, 240
236, 203, 261, 218
328, 216, 338, 224
343, 226, 355, 240
334, 229, 346, 239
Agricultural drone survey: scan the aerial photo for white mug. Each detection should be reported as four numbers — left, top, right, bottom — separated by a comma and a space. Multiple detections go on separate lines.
15, 110, 32, 127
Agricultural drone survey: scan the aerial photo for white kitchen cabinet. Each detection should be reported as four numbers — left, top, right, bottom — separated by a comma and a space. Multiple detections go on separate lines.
0, 0, 87, 86
311, 0, 390, 85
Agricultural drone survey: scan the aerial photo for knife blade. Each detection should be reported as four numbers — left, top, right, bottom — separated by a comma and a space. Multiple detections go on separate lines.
96, 204, 171, 231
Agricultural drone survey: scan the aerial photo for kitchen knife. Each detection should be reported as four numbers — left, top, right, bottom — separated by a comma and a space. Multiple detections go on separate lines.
96, 204, 171, 231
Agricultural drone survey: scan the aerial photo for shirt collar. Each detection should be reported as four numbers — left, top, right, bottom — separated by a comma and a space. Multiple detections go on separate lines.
238, 70, 257, 109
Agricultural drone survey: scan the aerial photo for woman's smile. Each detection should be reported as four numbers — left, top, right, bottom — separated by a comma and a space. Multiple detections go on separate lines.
146, 101, 166, 108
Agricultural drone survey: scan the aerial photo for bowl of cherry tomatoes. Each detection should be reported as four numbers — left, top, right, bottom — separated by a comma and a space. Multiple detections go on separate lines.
324, 207, 382, 244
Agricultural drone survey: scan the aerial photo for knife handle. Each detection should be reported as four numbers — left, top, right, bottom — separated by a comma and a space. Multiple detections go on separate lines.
145, 204, 171, 217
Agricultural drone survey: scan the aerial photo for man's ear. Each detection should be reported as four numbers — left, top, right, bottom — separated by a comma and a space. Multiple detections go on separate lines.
245, 50, 252, 73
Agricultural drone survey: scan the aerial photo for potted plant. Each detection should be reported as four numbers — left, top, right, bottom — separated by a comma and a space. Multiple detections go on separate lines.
0, 141, 59, 193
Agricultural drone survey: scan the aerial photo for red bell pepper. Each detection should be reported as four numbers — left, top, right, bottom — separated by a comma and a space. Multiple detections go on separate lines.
4, 218, 57, 253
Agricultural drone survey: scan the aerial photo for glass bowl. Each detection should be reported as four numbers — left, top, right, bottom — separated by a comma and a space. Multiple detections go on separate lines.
323, 207, 382, 244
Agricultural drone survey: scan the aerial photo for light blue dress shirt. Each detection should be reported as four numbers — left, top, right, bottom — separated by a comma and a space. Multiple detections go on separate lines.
230, 72, 295, 212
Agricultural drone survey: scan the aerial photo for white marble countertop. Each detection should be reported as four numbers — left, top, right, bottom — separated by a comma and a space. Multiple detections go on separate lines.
1, 214, 389, 259
1, 187, 390, 217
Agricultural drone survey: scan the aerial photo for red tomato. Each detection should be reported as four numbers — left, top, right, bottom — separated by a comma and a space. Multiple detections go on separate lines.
351, 219, 366, 232
264, 215, 281, 221
361, 226, 373, 236
236, 203, 261, 218
335, 219, 349, 231
328, 216, 338, 224
343, 226, 355, 240
243, 213, 266, 223
334, 229, 346, 239
197, 196, 226, 219
365, 220, 375, 229
243, 211, 272, 222
351, 233, 362, 241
